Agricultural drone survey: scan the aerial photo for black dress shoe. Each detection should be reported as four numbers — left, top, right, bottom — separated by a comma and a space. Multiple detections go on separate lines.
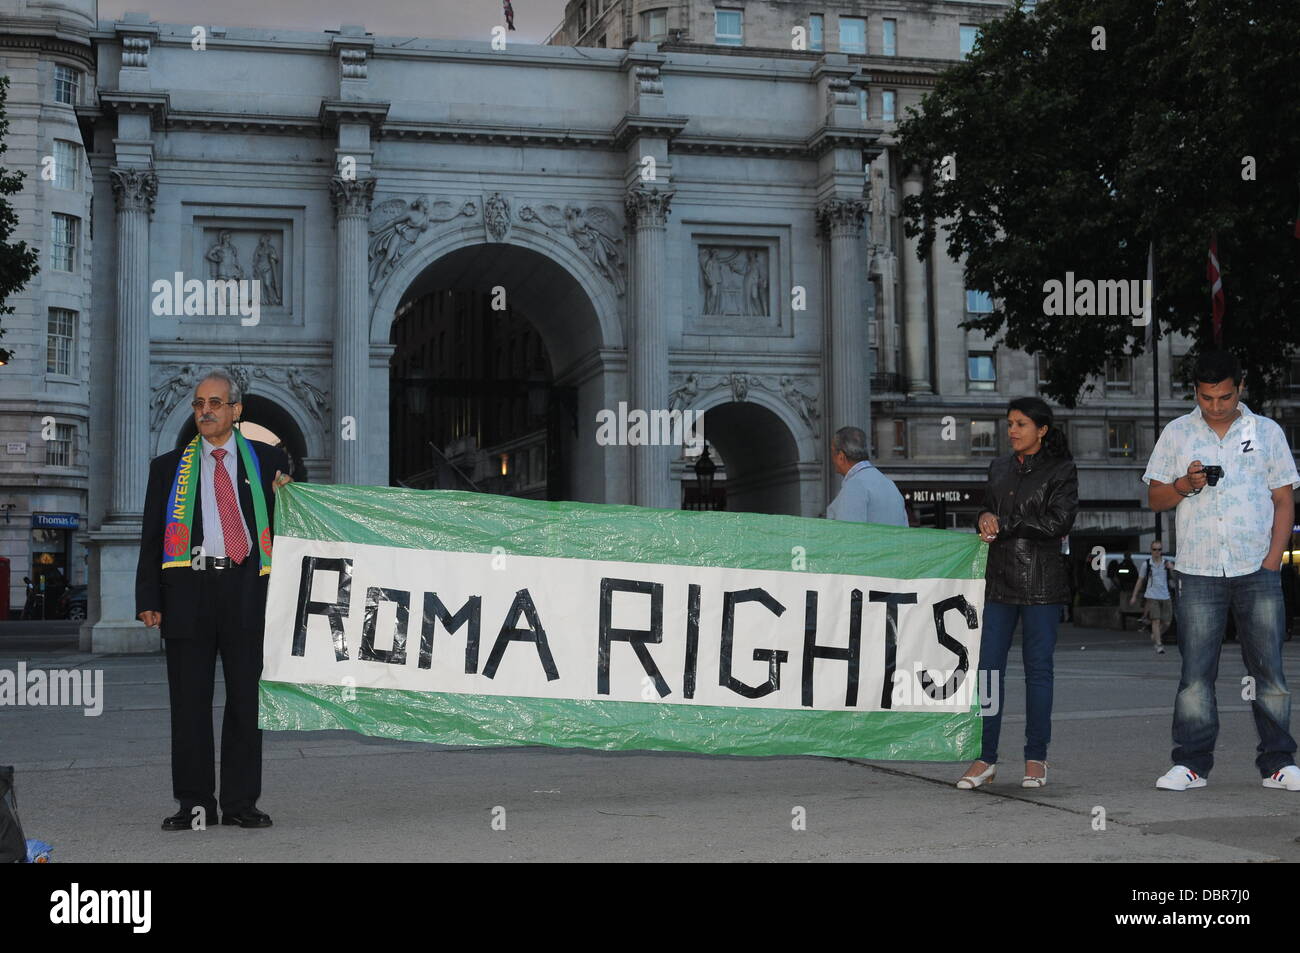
162, 808, 213, 831
221, 807, 272, 828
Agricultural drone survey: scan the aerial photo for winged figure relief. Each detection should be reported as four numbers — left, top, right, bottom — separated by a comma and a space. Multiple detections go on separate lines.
521, 203, 626, 295
368, 196, 478, 287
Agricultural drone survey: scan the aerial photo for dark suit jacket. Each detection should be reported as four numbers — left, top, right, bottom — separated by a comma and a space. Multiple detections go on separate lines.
135, 438, 289, 639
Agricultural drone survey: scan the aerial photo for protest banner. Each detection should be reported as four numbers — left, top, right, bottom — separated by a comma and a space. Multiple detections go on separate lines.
259, 485, 988, 760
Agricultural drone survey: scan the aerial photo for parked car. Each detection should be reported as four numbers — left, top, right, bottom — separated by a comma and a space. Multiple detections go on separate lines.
55, 585, 86, 621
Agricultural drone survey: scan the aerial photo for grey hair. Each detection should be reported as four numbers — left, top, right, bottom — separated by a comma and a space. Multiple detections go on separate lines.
198, 368, 242, 404
832, 426, 869, 462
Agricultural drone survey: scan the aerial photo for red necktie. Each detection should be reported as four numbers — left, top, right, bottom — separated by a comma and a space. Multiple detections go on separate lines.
211, 448, 250, 563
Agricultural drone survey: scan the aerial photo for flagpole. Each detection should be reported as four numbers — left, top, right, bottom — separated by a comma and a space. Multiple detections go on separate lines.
1148, 240, 1162, 544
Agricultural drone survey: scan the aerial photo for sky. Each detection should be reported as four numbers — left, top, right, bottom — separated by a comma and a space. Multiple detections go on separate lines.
98, 0, 571, 44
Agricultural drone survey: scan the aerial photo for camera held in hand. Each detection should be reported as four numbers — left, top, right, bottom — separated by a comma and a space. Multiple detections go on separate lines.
1201, 465, 1224, 487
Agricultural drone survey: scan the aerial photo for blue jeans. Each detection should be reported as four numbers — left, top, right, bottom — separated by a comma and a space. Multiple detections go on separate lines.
1172, 568, 1296, 777
978, 602, 1060, 763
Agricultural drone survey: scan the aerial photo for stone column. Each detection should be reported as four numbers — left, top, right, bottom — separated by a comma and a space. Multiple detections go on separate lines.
625, 186, 675, 509
329, 176, 375, 485
901, 167, 932, 394
109, 167, 158, 517
817, 197, 869, 440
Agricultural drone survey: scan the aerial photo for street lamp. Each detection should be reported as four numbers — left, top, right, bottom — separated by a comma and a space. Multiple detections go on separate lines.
694, 443, 717, 504
404, 369, 432, 415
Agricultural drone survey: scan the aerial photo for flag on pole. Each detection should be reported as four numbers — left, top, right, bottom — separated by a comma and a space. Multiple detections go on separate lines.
504, 0, 516, 31
1207, 236, 1225, 346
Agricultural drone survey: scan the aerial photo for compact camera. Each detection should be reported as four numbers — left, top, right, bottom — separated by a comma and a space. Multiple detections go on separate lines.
1201, 465, 1224, 486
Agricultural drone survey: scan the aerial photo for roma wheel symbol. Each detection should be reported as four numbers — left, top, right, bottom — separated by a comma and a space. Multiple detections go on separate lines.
164, 522, 190, 558
260, 527, 273, 558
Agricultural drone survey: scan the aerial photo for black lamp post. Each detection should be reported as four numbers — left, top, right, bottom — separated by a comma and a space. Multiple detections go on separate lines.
693, 443, 717, 506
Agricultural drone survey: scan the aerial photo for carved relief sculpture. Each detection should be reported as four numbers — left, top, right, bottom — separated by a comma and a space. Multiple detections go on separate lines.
205, 230, 244, 280
150, 364, 196, 432
252, 232, 282, 306
519, 202, 626, 295
698, 246, 769, 317
368, 196, 478, 288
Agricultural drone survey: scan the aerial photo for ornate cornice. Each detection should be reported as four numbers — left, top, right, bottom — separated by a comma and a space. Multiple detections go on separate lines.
164, 111, 320, 136
611, 114, 689, 151
625, 187, 675, 228
109, 167, 158, 217
0, 31, 95, 69
381, 120, 612, 149
329, 176, 376, 218
807, 125, 882, 160
319, 100, 390, 134
98, 90, 170, 126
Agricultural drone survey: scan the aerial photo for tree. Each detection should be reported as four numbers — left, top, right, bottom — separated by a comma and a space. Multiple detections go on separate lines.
897, 0, 1300, 406
0, 75, 40, 365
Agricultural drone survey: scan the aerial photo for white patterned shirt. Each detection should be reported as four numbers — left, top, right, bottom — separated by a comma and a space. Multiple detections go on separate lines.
1142, 402, 1298, 578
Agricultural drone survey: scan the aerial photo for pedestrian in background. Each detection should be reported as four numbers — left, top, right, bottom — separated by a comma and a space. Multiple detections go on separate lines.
957, 397, 1078, 790
1130, 542, 1174, 654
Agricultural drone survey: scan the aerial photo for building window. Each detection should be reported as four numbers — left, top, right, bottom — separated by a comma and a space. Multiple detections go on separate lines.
839, 17, 866, 54
1106, 356, 1133, 390
579, 2, 589, 33
810, 14, 824, 51
53, 64, 80, 105
1285, 422, 1299, 455
960, 25, 978, 58
966, 289, 994, 314
881, 90, 896, 122
47, 308, 76, 377
715, 9, 743, 45
46, 423, 75, 467
53, 140, 81, 191
1288, 358, 1300, 392
641, 8, 667, 41
882, 18, 897, 56
857, 88, 868, 124
50, 213, 78, 272
971, 420, 998, 455
892, 419, 908, 456
1037, 354, 1053, 388
968, 351, 997, 392
1108, 421, 1136, 458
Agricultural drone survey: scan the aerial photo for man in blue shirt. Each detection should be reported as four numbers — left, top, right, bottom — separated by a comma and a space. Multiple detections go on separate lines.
1143, 351, 1300, 792
826, 426, 908, 526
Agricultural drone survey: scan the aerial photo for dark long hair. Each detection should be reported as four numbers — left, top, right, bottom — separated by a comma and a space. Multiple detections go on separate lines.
1007, 396, 1071, 459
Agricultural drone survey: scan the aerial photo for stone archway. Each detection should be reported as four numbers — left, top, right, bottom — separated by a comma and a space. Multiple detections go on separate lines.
376, 235, 625, 503
682, 395, 820, 517
172, 394, 311, 482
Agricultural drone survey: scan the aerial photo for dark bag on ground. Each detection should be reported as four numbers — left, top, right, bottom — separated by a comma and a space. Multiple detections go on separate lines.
0, 766, 27, 863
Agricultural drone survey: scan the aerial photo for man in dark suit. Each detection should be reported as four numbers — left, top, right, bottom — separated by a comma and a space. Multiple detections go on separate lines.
136, 368, 292, 832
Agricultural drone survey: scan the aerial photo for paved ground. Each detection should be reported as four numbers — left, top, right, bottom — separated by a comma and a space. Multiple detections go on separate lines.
2, 622, 1297, 862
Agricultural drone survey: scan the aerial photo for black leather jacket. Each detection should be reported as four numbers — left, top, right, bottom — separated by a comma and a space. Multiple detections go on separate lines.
980, 451, 1079, 605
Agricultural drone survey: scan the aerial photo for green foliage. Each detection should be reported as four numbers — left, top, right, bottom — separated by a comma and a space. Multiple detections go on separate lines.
897, 0, 1300, 406
0, 75, 41, 364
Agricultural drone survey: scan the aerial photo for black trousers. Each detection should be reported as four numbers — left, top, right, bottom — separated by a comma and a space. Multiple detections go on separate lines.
163, 558, 264, 817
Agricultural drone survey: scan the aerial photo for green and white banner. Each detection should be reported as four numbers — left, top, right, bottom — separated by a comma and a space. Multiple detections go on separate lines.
259, 485, 989, 760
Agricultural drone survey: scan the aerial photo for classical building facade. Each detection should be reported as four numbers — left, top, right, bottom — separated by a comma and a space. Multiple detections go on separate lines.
550, 0, 1297, 556
2, 2, 892, 649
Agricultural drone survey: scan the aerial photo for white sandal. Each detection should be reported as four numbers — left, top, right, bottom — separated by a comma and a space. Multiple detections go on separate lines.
1022, 760, 1048, 788
956, 761, 996, 789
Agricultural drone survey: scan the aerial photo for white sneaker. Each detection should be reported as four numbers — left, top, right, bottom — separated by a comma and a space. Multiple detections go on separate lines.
1262, 765, 1300, 791
1155, 765, 1206, 791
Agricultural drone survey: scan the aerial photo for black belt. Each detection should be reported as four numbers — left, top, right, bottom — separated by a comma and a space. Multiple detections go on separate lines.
195, 556, 243, 571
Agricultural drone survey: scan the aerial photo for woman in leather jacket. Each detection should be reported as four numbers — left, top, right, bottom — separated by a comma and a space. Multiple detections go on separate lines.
957, 397, 1078, 791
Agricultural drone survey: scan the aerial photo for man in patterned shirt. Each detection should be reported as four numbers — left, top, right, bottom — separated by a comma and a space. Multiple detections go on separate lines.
1143, 351, 1299, 792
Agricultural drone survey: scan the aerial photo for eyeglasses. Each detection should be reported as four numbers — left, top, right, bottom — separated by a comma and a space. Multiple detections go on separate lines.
191, 398, 234, 410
